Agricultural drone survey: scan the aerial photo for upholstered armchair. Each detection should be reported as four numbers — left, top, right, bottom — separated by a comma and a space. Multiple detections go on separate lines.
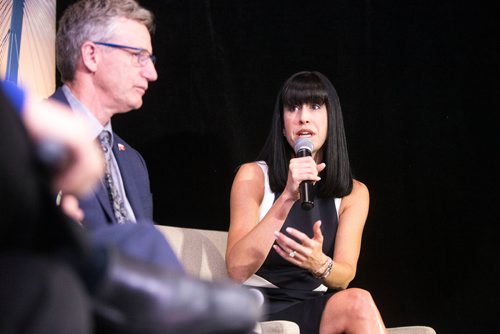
156, 225, 436, 334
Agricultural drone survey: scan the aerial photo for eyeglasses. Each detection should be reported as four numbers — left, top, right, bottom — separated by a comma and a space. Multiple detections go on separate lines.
93, 41, 156, 66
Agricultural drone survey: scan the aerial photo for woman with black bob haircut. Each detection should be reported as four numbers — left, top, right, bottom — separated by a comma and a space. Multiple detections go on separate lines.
258, 70, 353, 198
226, 71, 387, 333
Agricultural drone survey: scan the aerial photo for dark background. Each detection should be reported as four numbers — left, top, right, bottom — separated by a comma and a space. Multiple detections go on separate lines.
58, 1, 498, 333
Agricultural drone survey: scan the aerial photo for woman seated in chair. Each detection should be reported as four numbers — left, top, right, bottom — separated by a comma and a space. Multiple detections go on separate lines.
226, 71, 387, 333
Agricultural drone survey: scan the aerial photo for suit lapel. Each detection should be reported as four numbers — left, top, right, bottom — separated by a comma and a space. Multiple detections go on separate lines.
112, 134, 144, 219
50, 87, 69, 105
95, 181, 116, 223
51, 88, 117, 223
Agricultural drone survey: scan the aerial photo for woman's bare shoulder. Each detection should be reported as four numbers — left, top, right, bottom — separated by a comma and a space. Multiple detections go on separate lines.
339, 180, 370, 216
231, 162, 266, 211
352, 179, 369, 197
339, 179, 369, 211
235, 162, 265, 180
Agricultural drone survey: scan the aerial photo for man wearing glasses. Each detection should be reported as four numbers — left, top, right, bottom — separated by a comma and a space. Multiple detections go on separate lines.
51, 0, 157, 231
44, 0, 265, 332
48, 0, 190, 275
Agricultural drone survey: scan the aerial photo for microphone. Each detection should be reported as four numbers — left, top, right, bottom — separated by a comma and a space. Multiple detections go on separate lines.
294, 138, 315, 210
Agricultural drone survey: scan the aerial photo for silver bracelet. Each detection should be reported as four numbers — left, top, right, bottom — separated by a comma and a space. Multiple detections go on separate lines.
319, 258, 334, 279
311, 257, 334, 279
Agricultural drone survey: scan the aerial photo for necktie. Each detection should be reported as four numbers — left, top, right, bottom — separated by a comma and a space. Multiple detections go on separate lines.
98, 130, 128, 224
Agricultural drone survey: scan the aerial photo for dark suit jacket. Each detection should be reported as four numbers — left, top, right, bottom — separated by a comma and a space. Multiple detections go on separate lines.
50, 88, 153, 230
2, 82, 183, 295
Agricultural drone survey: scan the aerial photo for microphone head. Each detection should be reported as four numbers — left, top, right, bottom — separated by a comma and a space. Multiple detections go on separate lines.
294, 138, 314, 154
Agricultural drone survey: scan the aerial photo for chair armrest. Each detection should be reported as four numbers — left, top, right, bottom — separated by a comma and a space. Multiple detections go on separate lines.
254, 320, 300, 334
387, 326, 436, 334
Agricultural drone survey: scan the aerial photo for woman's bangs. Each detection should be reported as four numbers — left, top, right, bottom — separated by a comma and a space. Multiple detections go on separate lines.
282, 77, 328, 108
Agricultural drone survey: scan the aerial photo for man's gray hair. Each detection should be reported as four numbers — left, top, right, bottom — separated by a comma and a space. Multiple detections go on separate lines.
56, 0, 155, 83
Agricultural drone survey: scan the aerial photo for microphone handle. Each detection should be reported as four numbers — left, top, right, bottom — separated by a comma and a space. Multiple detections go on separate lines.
300, 181, 314, 210
296, 148, 314, 210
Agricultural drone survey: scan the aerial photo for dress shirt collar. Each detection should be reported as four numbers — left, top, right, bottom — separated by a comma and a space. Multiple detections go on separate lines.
61, 85, 114, 141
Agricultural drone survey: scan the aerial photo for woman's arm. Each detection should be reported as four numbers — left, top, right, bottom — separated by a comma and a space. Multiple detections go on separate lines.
226, 162, 296, 282
226, 157, 324, 282
325, 179, 369, 289
273, 179, 369, 289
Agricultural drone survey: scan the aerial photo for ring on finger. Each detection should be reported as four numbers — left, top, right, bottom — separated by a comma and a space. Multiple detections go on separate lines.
289, 250, 296, 258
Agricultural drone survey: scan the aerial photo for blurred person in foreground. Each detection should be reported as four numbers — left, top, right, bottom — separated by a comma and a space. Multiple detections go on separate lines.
0, 80, 261, 333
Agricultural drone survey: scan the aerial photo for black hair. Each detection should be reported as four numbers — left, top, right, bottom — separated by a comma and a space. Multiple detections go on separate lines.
257, 71, 353, 198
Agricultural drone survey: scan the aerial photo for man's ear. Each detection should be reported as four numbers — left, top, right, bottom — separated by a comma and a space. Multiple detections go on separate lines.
80, 42, 99, 73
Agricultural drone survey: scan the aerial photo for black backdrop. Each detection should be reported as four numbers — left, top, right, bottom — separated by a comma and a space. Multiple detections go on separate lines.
57, 1, 498, 333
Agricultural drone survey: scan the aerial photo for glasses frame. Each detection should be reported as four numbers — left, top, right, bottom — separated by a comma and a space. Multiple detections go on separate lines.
93, 41, 156, 66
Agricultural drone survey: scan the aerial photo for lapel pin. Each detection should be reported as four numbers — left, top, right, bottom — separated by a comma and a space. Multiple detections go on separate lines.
118, 143, 126, 151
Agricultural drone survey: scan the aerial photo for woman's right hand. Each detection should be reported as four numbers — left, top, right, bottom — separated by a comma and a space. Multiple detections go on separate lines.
283, 156, 326, 200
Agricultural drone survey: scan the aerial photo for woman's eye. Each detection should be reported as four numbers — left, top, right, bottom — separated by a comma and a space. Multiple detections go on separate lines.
290, 105, 300, 112
312, 103, 321, 110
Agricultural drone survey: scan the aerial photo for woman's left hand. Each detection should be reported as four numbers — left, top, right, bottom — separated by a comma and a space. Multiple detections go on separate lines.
273, 220, 329, 271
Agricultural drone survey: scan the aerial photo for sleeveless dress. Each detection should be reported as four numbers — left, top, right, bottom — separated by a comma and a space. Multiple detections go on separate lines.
244, 162, 341, 333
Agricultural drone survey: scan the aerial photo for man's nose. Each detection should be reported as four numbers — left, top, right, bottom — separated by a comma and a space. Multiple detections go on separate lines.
143, 61, 158, 81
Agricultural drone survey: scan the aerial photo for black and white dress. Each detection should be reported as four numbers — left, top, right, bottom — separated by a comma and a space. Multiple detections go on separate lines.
245, 161, 341, 333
